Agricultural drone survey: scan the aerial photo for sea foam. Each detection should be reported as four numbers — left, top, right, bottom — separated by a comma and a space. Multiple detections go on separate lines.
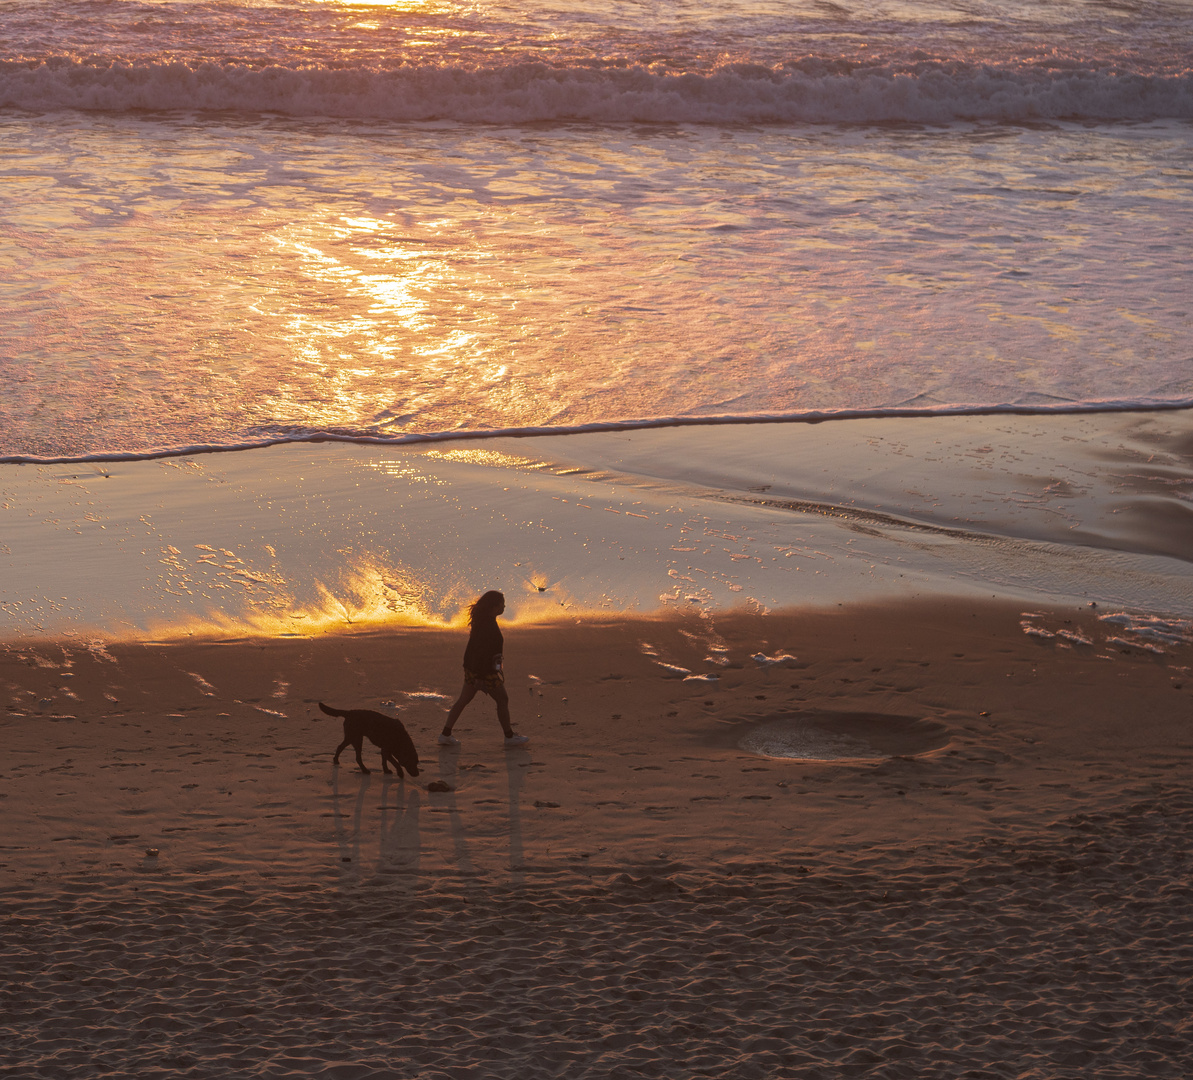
3, 397, 1191, 467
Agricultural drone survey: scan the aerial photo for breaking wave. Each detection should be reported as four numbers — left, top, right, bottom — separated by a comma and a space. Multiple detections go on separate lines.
3, 57, 1191, 125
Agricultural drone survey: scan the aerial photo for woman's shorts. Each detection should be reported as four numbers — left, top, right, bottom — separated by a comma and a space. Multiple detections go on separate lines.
464, 669, 505, 697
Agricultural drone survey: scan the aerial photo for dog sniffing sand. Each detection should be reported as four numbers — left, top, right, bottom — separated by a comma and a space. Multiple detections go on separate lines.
320, 702, 420, 777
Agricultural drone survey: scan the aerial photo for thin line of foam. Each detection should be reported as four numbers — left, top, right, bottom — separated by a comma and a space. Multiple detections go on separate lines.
4, 397, 1191, 467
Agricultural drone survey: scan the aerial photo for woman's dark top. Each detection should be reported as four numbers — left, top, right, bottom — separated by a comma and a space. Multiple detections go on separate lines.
463, 618, 503, 674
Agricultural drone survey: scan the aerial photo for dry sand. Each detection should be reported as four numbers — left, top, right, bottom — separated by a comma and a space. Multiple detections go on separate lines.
2, 598, 1191, 1077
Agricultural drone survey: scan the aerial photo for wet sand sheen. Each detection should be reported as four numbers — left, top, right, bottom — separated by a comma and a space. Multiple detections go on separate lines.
2, 408, 1192, 642
2, 599, 1190, 1076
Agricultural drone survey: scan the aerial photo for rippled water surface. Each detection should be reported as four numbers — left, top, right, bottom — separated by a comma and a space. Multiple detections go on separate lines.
3, 113, 1191, 459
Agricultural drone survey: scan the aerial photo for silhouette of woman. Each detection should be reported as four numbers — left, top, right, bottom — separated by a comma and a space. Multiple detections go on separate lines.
439, 590, 528, 747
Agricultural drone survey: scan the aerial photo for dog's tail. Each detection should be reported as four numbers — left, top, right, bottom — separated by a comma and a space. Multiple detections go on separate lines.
318, 702, 347, 719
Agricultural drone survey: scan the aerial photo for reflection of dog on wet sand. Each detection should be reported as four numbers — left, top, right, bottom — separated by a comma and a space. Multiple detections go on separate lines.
320, 702, 420, 777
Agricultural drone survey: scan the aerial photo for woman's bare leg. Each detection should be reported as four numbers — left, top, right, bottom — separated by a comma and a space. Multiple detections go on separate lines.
492, 685, 513, 738
442, 681, 478, 736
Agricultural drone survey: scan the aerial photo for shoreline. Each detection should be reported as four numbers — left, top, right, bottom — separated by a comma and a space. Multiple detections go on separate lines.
5, 397, 1193, 467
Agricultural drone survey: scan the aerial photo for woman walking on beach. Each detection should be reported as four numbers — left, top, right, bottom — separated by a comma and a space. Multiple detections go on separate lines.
439, 590, 528, 747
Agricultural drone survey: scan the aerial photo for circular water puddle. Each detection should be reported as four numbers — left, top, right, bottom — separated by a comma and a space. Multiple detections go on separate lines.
737, 712, 949, 762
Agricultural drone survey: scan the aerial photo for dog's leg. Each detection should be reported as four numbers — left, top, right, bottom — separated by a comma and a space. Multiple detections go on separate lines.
385, 751, 404, 777
381, 750, 393, 775
352, 736, 371, 773
333, 737, 352, 766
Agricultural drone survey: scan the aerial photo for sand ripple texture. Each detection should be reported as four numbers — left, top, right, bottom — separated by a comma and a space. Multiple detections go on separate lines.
3, 787, 1191, 1079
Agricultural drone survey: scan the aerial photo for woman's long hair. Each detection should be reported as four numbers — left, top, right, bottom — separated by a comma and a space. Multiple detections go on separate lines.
469, 590, 504, 626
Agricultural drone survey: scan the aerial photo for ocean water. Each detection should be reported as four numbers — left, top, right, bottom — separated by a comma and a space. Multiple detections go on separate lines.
1, 0, 1191, 462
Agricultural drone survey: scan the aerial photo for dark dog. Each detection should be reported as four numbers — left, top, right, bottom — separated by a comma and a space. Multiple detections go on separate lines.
319, 702, 420, 777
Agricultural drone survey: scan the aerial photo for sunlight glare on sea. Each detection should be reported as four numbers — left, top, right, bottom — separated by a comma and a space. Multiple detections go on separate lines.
3, 112, 1190, 460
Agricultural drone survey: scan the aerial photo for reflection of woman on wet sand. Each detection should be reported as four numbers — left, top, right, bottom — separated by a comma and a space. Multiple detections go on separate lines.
439, 590, 528, 748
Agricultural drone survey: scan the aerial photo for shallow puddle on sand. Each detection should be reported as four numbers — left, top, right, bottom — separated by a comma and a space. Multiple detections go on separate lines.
737, 712, 950, 762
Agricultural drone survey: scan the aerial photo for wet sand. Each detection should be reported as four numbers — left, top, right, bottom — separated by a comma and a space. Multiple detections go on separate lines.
3, 408, 1192, 642
3, 599, 1191, 1077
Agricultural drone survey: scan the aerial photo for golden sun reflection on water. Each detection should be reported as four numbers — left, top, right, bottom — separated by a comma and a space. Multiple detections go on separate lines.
421, 449, 543, 469
315, 0, 458, 13
264, 211, 501, 433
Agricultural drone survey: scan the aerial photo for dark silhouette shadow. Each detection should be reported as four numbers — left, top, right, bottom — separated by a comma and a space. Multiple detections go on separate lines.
505, 747, 530, 883
333, 768, 370, 878
434, 745, 476, 876
377, 772, 421, 875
